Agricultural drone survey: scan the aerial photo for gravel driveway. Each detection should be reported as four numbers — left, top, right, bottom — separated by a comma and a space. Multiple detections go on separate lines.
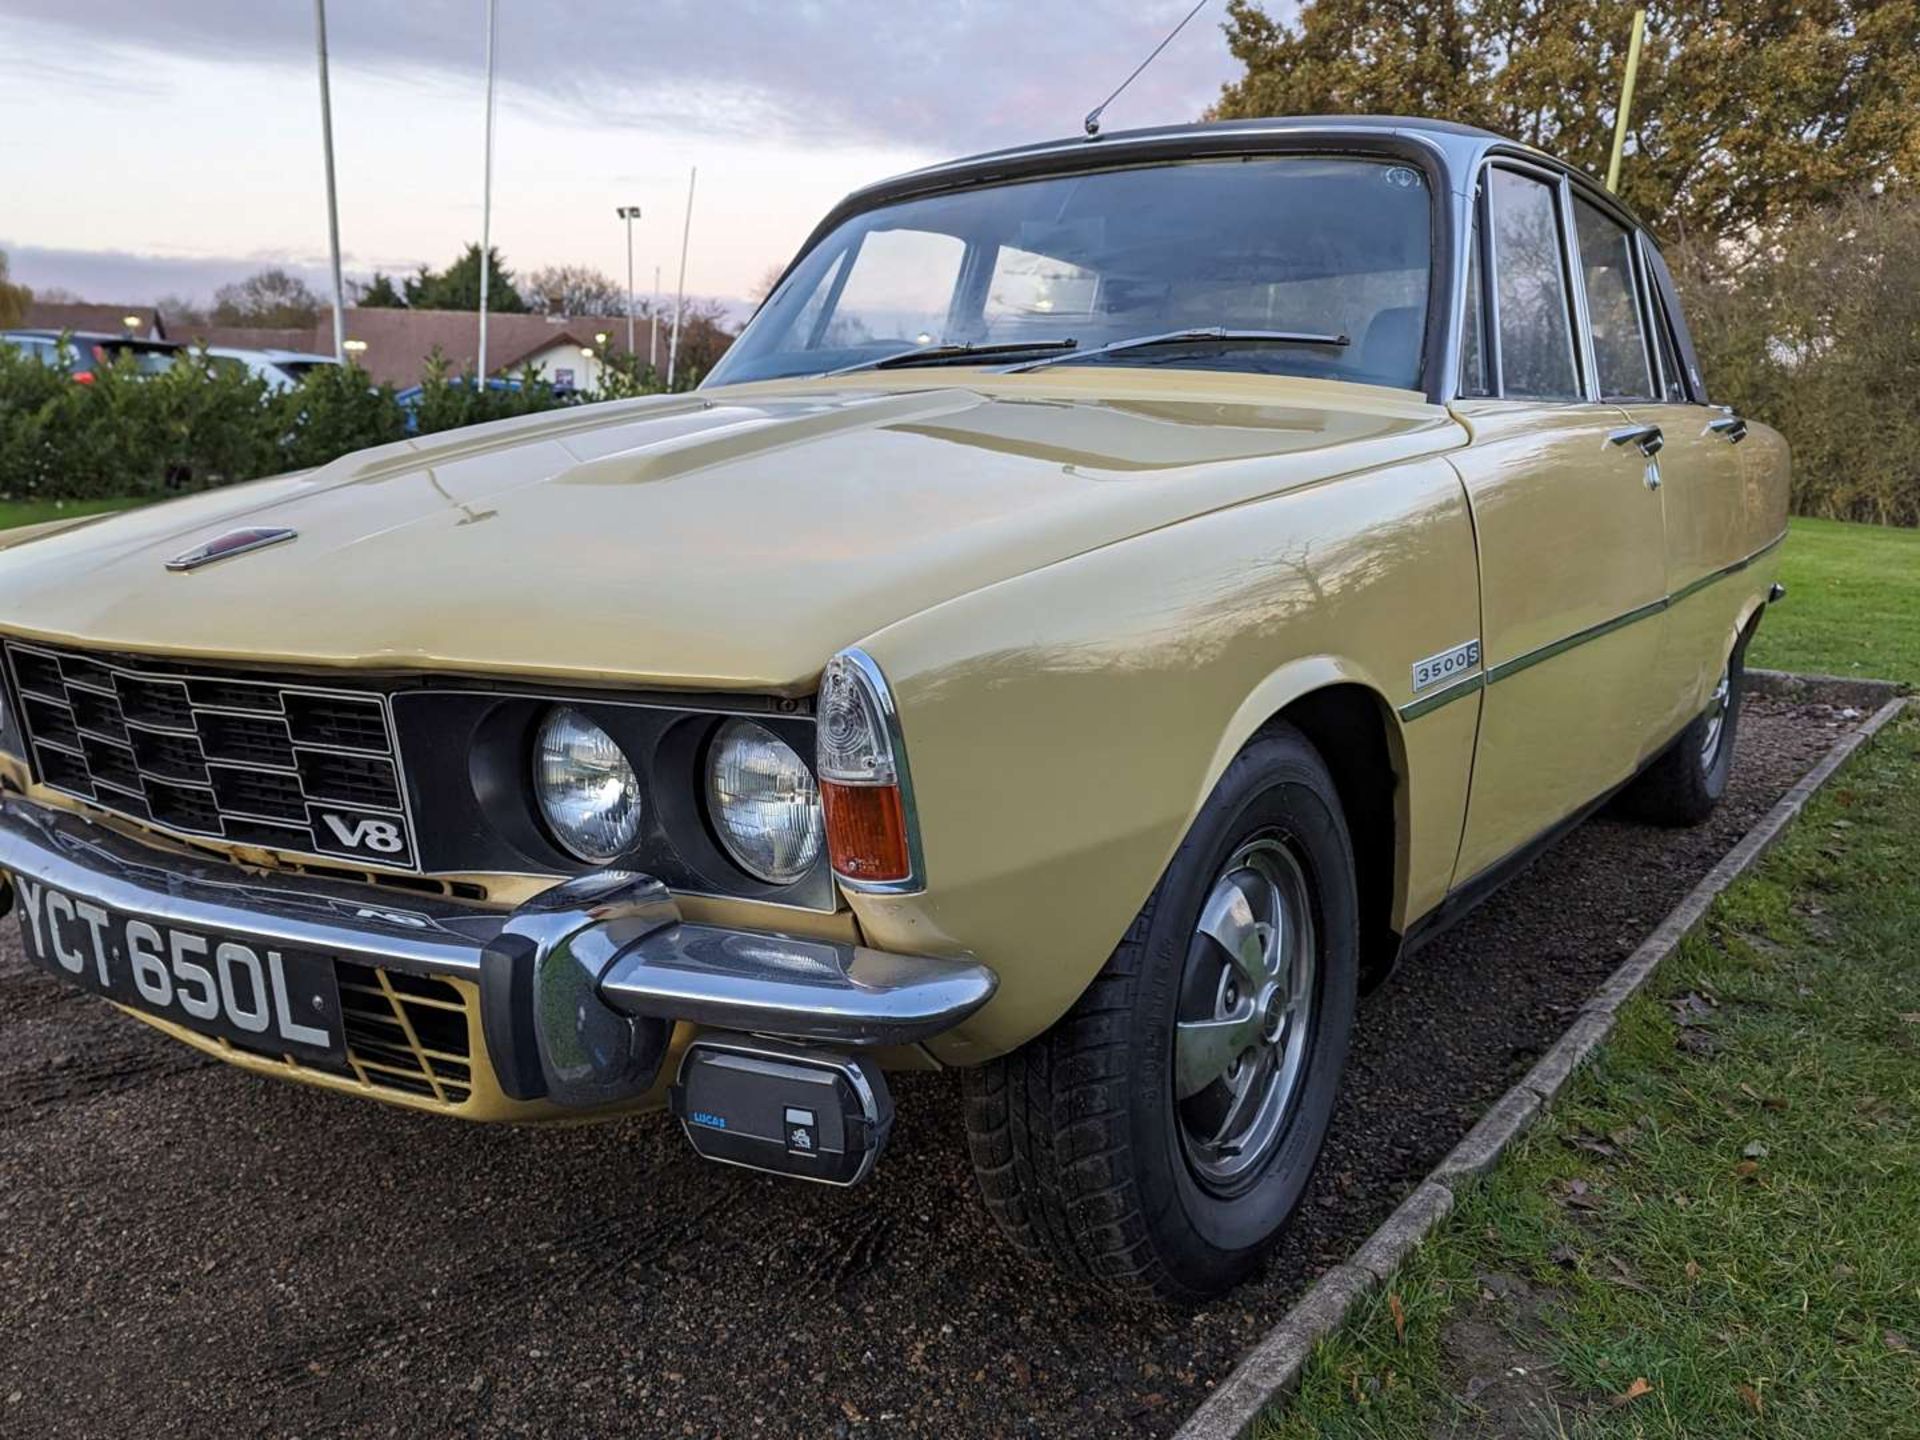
0, 696, 1855, 1438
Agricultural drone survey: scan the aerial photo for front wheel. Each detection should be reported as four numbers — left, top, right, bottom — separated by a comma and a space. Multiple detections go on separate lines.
963, 726, 1358, 1301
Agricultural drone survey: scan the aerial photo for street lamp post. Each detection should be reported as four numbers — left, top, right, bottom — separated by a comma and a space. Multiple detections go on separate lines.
616, 204, 640, 357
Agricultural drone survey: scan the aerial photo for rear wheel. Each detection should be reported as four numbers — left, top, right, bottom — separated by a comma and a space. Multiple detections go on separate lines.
1621, 635, 1747, 826
963, 726, 1358, 1301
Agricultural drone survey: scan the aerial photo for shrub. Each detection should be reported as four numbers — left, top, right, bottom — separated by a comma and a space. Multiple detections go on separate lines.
407, 348, 580, 436
275, 362, 408, 472
0, 342, 94, 501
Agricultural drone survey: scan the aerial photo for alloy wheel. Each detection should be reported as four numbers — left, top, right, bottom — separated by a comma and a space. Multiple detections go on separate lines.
1172, 835, 1318, 1195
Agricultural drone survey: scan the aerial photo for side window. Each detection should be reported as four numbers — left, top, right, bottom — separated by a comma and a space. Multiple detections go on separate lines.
1641, 239, 1707, 403
1572, 198, 1653, 399
1459, 210, 1492, 397
1488, 169, 1580, 400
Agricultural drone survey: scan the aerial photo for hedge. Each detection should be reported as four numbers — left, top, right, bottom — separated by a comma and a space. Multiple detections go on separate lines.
0, 343, 682, 504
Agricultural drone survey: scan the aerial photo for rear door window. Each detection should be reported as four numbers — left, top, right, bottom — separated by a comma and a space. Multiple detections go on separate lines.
1488, 169, 1580, 400
1641, 257, 1691, 402
1640, 240, 1707, 403
1572, 198, 1654, 399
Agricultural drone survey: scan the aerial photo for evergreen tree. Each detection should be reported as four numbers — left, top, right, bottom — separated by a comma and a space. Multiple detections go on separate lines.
355, 271, 406, 308
403, 245, 526, 312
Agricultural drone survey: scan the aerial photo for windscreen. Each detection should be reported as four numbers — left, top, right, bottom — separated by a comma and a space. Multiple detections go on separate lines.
709, 156, 1434, 390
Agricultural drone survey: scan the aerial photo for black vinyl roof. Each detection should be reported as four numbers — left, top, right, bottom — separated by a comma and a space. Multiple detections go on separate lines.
836, 115, 1640, 234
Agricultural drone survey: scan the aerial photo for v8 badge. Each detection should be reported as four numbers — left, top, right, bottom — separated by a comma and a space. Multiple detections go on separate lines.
309, 804, 415, 866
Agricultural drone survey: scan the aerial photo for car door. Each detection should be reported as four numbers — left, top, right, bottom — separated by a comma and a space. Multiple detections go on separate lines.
1615, 230, 1755, 737
1448, 163, 1671, 885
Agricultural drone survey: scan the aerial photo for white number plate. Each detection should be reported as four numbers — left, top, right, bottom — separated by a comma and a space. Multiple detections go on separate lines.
12, 877, 344, 1060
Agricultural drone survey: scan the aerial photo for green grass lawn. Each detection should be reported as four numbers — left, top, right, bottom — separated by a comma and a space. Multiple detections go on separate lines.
1256, 518, 1920, 1435
1749, 517, 1920, 686
0, 497, 146, 531
1260, 717, 1920, 1437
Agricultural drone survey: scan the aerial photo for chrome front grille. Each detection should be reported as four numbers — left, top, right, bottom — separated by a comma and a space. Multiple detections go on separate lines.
5, 642, 419, 871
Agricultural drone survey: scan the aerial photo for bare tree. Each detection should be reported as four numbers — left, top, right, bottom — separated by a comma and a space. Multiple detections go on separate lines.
212, 268, 322, 327
749, 263, 787, 303
154, 293, 210, 329
524, 264, 627, 317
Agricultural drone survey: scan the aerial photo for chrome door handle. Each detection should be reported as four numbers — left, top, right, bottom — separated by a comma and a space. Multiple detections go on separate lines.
1607, 424, 1664, 457
1706, 414, 1748, 444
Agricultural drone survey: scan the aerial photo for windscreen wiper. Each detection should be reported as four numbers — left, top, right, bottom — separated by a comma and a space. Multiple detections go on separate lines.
828, 338, 1078, 376
1005, 327, 1350, 373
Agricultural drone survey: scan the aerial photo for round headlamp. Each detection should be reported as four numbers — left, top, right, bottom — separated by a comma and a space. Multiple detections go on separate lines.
705, 719, 824, 885
533, 706, 643, 863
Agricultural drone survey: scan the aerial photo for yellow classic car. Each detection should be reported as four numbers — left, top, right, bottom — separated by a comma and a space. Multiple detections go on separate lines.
0, 117, 1785, 1299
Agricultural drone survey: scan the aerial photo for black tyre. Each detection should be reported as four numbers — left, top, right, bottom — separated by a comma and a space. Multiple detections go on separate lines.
1621, 636, 1746, 827
963, 725, 1359, 1302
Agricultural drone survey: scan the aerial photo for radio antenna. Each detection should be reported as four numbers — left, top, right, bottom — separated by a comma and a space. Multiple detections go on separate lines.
1084, 0, 1209, 137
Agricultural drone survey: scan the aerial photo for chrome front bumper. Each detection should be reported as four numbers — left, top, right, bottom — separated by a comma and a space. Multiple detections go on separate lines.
0, 798, 995, 1107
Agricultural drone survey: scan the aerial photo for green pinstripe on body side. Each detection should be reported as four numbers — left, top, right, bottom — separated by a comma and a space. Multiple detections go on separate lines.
1397, 533, 1786, 723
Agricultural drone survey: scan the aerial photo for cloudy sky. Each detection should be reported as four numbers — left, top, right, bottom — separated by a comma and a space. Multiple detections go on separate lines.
0, 1, 1252, 313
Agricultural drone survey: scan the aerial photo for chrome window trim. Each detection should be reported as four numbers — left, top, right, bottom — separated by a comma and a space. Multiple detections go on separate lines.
827, 646, 928, 898
1554, 172, 1603, 404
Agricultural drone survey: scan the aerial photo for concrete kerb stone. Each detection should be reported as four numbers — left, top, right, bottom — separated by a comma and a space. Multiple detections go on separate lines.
1518, 1008, 1616, 1102
1172, 1263, 1376, 1440
1348, 1180, 1455, 1284
1429, 1084, 1542, 1187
